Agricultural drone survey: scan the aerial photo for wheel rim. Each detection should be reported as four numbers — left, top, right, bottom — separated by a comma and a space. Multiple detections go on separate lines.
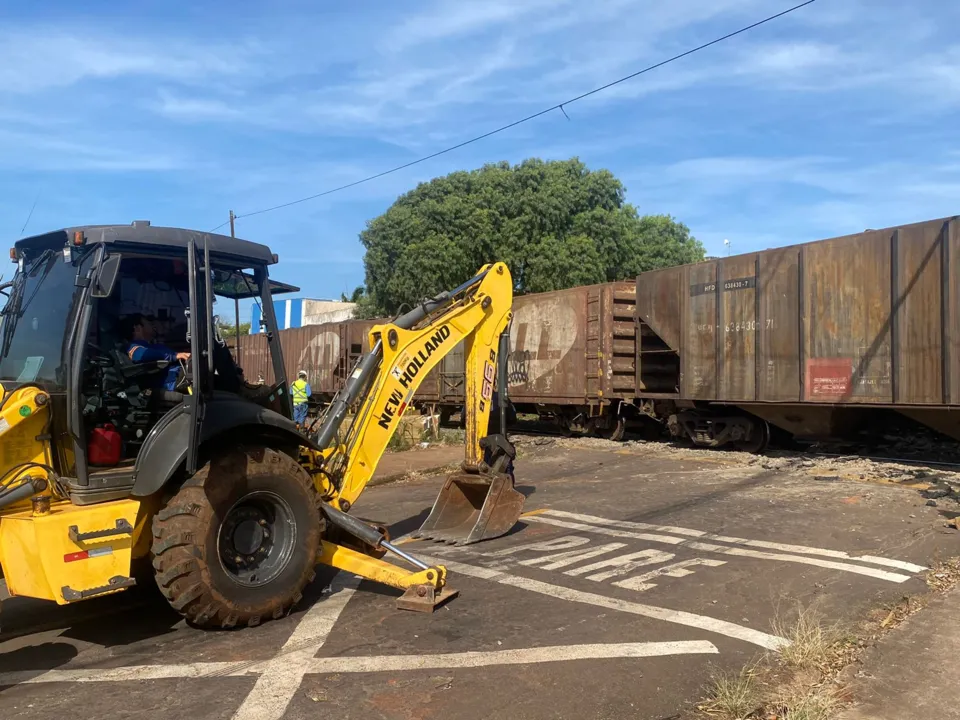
736, 420, 771, 454
600, 418, 625, 441
217, 491, 297, 588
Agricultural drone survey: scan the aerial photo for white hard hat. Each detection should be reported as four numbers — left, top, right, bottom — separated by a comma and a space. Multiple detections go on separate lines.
298, 370, 307, 378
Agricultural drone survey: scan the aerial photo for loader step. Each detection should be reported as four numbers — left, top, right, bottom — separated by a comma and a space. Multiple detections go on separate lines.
61, 575, 136, 602
68, 518, 134, 543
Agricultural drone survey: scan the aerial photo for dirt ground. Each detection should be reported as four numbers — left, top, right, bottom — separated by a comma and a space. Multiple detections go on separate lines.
1, 438, 956, 719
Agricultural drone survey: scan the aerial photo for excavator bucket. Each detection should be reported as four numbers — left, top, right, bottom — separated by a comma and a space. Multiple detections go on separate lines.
415, 471, 524, 545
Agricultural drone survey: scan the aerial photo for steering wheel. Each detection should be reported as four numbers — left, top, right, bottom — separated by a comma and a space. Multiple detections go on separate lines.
87, 342, 119, 368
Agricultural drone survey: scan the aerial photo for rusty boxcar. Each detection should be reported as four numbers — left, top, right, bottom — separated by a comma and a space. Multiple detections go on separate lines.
236, 282, 639, 437
634, 215, 960, 449
415, 281, 638, 438
236, 319, 376, 402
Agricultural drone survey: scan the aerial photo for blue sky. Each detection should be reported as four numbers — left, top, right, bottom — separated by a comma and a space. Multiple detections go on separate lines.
2, 0, 958, 310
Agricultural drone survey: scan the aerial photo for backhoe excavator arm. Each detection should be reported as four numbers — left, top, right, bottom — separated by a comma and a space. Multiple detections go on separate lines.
311, 262, 513, 505
344, 265, 512, 505
304, 262, 524, 611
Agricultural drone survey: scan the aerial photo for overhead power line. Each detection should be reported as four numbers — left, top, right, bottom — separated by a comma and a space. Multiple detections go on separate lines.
19, 192, 40, 235
212, 0, 816, 232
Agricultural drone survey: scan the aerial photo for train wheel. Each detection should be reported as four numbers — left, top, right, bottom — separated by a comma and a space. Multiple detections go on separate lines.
735, 419, 770, 454
599, 417, 626, 441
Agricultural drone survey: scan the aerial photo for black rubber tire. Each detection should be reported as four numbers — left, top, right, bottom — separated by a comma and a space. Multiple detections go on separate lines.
151, 446, 322, 629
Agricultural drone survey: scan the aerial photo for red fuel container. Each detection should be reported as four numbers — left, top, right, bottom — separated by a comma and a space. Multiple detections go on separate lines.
88, 424, 122, 466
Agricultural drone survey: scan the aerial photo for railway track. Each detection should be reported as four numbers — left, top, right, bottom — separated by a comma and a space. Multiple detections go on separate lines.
507, 421, 960, 477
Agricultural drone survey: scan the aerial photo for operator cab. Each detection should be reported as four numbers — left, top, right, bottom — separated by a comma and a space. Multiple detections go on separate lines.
0, 222, 300, 504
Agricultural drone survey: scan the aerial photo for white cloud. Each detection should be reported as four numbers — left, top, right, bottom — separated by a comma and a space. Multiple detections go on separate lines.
626, 152, 960, 254
154, 91, 245, 121
0, 27, 258, 93
387, 0, 570, 49
21, 0, 942, 148
659, 155, 835, 185
0, 127, 187, 172
740, 41, 845, 74
0, 0, 957, 266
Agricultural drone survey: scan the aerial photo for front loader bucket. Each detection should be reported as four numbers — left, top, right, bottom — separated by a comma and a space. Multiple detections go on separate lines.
415, 472, 524, 545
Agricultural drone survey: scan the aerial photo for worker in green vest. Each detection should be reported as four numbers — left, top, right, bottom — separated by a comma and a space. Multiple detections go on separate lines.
292, 370, 312, 428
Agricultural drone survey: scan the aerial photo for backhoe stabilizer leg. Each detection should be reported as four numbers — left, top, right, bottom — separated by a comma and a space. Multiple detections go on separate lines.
317, 540, 459, 612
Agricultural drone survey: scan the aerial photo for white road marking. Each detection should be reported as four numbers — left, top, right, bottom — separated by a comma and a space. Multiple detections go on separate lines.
14, 508, 913, 699
231, 576, 360, 720
526, 516, 914, 583
541, 510, 927, 573
520, 543, 628, 571
857, 555, 927, 573
566, 549, 676, 582
304, 641, 718, 673
614, 559, 727, 592
420, 554, 788, 651
0, 571, 726, 697
0, 662, 251, 686
487, 535, 594, 556
687, 542, 913, 583
0, 641, 719, 687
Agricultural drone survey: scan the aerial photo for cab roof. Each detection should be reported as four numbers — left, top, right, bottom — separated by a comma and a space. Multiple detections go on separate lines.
15, 221, 277, 266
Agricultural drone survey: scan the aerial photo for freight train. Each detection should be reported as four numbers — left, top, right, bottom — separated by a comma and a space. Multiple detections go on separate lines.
236, 214, 960, 451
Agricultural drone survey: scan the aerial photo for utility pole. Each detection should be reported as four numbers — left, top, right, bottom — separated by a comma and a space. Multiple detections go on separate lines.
229, 211, 241, 358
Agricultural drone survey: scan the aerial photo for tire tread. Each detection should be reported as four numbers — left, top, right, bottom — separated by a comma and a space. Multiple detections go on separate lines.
151, 446, 321, 628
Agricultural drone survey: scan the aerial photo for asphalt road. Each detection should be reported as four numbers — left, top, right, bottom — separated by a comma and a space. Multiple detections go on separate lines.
0, 441, 953, 720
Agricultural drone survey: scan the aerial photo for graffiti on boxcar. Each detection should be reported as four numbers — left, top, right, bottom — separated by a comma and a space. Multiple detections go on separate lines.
298, 331, 340, 387
507, 350, 531, 385
508, 300, 579, 391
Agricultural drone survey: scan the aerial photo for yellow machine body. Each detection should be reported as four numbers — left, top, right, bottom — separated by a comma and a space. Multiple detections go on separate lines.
0, 386, 147, 604
0, 262, 522, 621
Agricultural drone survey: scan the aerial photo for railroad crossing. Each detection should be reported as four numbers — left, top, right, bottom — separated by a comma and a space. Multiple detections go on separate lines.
1, 442, 948, 720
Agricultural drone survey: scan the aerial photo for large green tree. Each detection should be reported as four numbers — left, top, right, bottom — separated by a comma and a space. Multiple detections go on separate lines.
357, 158, 704, 316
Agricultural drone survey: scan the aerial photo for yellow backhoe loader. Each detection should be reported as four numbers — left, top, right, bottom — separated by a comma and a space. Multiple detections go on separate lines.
0, 222, 523, 630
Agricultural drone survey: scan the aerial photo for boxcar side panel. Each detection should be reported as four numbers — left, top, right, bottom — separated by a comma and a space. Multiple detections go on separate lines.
507, 288, 588, 402
803, 231, 893, 403
682, 262, 718, 399
236, 333, 272, 386
896, 221, 944, 404
719, 254, 757, 401
635, 268, 681, 395
757, 247, 801, 401
419, 339, 466, 405
289, 325, 345, 395
636, 267, 681, 351
236, 320, 376, 398
950, 219, 960, 405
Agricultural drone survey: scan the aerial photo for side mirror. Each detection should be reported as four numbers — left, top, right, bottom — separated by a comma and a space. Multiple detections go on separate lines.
91, 254, 121, 298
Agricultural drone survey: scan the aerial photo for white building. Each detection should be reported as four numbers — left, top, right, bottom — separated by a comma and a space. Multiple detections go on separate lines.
251, 298, 356, 333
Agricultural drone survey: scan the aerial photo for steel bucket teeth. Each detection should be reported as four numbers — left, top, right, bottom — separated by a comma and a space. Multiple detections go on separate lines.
414, 472, 524, 545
